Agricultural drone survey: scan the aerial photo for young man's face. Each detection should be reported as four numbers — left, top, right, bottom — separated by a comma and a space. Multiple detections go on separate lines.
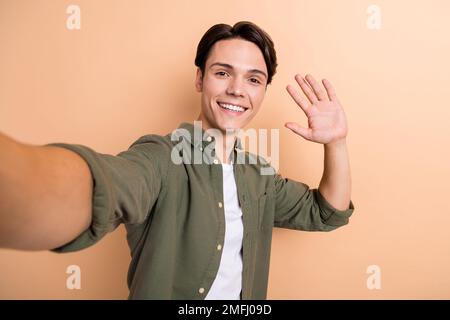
196, 38, 268, 133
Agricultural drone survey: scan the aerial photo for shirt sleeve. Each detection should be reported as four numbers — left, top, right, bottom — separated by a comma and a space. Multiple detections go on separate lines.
47, 140, 167, 253
273, 173, 355, 231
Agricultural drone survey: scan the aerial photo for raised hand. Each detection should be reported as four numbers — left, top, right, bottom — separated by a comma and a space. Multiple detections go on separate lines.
285, 74, 348, 145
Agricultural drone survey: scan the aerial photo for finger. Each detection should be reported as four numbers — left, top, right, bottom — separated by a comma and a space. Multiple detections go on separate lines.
295, 74, 318, 104
286, 85, 310, 115
322, 78, 339, 102
285, 122, 312, 141
305, 74, 328, 101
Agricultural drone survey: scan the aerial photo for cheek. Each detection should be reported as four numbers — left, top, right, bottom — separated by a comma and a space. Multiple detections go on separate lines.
203, 77, 227, 96
249, 89, 265, 109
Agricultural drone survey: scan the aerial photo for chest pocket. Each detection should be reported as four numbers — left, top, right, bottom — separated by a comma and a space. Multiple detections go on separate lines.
258, 190, 275, 230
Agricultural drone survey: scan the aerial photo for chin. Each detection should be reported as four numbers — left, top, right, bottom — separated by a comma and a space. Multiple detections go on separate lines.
215, 120, 244, 132
216, 114, 251, 131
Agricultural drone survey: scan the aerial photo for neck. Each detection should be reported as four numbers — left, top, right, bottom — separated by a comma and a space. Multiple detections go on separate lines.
212, 131, 236, 164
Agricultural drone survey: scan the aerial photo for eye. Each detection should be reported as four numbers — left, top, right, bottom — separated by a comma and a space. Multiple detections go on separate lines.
250, 78, 261, 84
215, 71, 229, 77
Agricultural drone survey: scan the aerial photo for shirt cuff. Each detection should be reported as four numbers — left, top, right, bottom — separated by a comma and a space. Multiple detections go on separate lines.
46, 143, 114, 253
314, 189, 355, 227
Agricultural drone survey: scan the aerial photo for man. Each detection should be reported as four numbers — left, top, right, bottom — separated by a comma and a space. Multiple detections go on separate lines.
0, 21, 354, 299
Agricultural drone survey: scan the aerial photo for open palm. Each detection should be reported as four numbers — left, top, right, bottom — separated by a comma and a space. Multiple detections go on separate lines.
285, 74, 348, 145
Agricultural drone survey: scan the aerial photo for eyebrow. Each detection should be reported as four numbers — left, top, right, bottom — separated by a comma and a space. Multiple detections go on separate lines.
209, 62, 268, 79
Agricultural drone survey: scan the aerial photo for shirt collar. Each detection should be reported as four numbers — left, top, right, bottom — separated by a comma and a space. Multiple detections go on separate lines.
176, 121, 243, 151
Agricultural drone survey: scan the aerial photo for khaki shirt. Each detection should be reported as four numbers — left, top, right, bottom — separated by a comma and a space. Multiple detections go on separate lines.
49, 122, 355, 299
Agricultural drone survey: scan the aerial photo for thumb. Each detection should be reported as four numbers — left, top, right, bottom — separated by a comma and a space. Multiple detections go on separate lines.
285, 122, 312, 140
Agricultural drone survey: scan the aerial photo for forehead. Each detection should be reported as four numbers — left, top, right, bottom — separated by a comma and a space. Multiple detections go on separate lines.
206, 38, 267, 74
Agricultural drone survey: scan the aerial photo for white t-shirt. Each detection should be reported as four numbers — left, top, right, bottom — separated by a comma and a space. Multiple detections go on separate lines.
205, 163, 244, 300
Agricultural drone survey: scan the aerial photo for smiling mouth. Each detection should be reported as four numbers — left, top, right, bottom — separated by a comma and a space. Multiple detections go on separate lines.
217, 101, 248, 114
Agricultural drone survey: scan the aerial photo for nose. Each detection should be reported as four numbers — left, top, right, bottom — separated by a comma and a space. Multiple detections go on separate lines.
226, 77, 245, 97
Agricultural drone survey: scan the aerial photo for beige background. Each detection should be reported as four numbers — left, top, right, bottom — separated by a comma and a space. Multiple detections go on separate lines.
1, 0, 449, 299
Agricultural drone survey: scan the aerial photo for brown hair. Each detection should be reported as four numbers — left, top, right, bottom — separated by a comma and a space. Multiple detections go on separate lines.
194, 21, 277, 85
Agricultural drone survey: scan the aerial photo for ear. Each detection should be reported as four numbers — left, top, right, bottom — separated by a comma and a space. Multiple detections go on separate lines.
195, 68, 203, 92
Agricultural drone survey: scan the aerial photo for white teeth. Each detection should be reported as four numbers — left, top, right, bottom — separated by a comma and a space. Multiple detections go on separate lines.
218, 103, 245, 112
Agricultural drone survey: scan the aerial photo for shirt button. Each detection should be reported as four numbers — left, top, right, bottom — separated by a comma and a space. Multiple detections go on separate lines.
206, 136, 212, 142
199, 147, 203, 151
199, 287, 205, 294
218, 202, 223, 208
217, 244, 222, 250
213, 159, 219, 164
